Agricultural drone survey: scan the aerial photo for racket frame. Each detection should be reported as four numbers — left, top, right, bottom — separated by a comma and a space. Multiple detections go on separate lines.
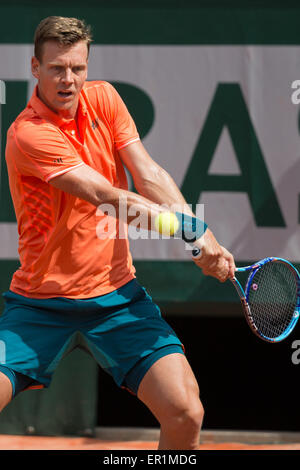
232, 257, 300, 343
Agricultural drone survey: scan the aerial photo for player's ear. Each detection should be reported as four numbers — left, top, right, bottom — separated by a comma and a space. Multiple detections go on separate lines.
31, 56, 40, 80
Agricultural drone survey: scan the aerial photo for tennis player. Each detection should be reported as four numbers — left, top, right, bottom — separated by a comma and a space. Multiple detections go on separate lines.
0, 17, 235, 450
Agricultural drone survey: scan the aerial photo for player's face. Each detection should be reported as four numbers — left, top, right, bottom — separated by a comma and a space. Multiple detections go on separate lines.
31, 40, 88, 119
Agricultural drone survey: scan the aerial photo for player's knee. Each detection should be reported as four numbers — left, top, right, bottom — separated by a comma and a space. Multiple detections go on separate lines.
163, 396, 204, 434
176, 383, 204, 432
182, 399, 204, 433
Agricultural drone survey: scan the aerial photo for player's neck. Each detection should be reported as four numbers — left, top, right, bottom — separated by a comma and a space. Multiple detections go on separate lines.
56, 101, 79, 121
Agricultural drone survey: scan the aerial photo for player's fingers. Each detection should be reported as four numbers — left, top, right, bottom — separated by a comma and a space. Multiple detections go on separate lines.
221, 247, 236, 279
197, 243, 223, 266
202, 258, 229, 282
193, 231, 233, 281
217, 259, 231, 283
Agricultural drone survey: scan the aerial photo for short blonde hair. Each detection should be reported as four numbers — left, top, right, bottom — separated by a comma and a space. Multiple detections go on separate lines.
34, 16, 93, 62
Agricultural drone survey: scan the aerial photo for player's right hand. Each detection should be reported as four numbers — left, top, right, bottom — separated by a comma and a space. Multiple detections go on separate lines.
192, 229, 236, 282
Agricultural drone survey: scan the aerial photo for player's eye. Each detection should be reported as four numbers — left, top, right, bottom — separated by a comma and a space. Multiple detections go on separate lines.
51, 66, 63, 72
73, 66, 85, 73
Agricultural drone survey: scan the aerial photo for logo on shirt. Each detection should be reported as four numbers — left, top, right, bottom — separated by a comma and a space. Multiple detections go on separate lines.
54, 157, 63, 164
91, 117, 99, 130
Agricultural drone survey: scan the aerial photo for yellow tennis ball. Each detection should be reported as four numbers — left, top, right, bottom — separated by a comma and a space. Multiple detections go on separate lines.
155, 212, 179, 236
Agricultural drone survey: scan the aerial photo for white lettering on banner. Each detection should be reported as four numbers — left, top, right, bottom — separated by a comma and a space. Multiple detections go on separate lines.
0, 46, 300, 261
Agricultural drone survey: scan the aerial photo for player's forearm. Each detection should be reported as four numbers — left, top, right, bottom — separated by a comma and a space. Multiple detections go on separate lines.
134, 167, 194, 217
119, 142, 194, 217
100, 186, 162, 229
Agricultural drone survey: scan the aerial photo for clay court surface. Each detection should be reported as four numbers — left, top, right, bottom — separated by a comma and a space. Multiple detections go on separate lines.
0, 428, 300, 451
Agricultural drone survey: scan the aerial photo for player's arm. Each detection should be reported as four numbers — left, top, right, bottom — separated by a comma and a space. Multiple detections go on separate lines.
118, 141, 236, 281
49, 162, 161, 227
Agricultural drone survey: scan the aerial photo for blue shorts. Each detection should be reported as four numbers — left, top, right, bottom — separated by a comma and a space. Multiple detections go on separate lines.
0, 279, 184, 398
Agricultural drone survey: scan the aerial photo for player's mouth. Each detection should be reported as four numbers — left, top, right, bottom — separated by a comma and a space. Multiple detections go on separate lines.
57, 90, 74, 99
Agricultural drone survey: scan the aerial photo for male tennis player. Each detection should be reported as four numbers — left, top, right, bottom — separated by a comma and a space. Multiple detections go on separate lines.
0, 17, 235, 450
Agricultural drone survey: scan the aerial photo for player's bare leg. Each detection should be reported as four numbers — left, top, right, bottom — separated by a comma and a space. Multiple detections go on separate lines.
137, 353, 204, 450
0, 372, 12, 412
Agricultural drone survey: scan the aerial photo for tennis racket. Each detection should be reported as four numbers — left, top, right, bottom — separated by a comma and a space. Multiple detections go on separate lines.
192, 248, 300, 343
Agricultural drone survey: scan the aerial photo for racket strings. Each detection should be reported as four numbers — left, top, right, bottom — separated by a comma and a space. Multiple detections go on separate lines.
247, 261, 298, 339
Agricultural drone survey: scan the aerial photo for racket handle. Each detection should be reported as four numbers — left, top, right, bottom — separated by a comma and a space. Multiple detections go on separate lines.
191, 246, 202, 259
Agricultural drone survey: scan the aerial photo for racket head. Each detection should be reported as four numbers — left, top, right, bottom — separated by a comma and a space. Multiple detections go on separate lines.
236, 257, 300, 343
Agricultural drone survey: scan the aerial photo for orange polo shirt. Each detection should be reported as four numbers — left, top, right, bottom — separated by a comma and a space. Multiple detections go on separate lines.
5, 81, 140, 298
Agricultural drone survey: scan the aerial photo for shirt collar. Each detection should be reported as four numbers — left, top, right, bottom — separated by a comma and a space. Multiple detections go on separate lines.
28, 85, 87, 128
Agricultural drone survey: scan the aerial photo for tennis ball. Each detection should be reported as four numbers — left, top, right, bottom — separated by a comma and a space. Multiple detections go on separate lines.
155, 212, 179, 237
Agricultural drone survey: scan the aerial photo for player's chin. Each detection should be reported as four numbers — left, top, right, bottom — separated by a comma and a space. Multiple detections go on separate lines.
55, 99, 75, 111
56, 95, 74, 104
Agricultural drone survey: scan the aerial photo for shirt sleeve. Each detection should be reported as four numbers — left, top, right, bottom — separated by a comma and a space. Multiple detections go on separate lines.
103, 82, 140, 150
12, 122, 84, 183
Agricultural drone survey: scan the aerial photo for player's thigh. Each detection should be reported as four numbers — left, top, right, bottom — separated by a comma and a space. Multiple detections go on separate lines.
0, 371, 13, 411
137, 353, 202, 421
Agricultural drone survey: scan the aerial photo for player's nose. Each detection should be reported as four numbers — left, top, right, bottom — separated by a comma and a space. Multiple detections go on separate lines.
62, 68, 74, 84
